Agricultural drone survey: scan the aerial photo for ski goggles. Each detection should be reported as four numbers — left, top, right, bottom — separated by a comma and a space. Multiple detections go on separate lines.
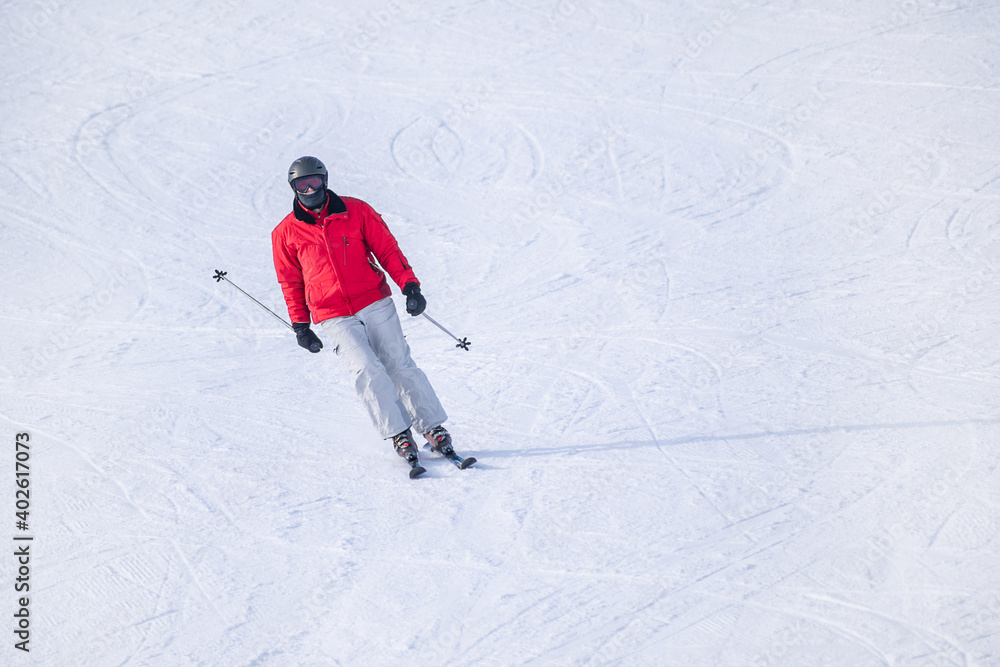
292, 175, 325, 193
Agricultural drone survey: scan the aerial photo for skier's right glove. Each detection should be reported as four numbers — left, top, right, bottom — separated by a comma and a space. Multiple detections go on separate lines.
402, 282, 426, 316
293, 322, 323, 353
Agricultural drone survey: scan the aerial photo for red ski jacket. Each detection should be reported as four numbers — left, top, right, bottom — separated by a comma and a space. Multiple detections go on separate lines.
272, 193, 419, 324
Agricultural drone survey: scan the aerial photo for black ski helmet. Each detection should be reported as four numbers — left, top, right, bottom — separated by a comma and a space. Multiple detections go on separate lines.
288, 156, 328, 208
288, 156, 328, 188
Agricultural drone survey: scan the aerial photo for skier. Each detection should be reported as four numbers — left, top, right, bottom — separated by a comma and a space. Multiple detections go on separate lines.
271, 156, 454, 474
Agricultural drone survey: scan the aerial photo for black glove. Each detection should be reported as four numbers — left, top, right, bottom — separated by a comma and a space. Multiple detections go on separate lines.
402, 282, 426, 316
292, 322, 323, 353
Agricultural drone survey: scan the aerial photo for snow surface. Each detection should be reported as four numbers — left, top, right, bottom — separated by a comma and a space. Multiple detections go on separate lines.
2, 0, 999, 665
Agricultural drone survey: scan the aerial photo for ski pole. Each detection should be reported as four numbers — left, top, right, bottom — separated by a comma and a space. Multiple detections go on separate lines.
212, 270, 293, 331
421, 312, 471, 351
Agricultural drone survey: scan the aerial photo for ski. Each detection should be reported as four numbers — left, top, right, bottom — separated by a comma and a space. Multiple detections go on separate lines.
424, 444, 477, 469
406, 455, 427, 479
446, 452, 477, 469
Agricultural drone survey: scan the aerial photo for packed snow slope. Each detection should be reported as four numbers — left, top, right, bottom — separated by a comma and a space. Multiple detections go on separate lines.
2, 1, 999, 665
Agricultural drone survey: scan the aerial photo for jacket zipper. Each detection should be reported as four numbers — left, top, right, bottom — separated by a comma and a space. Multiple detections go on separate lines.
327, 221, 356, 314
314, 216, 358, 315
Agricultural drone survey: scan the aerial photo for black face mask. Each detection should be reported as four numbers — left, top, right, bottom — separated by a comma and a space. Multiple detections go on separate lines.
296, 188, 327, 209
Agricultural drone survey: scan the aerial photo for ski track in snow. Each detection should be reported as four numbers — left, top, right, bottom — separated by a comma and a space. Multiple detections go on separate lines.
2, 1, 999, 665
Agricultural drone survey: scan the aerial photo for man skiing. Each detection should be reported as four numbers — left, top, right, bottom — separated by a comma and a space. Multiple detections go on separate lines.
271, 156, 457, 476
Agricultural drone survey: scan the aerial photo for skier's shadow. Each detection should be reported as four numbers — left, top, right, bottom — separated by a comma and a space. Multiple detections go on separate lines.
472, 416, 1000, 459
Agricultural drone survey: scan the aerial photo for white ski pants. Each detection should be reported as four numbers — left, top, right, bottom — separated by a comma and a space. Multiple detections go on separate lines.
320, 297, 447, 439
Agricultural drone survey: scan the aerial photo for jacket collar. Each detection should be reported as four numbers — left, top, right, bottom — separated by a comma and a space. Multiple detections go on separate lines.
293, 191, 347, 224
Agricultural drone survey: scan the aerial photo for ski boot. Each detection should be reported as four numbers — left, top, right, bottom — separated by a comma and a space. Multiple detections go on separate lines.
423, 425, 476, 469
423, 425, 454, 455
392, 429, 425, 478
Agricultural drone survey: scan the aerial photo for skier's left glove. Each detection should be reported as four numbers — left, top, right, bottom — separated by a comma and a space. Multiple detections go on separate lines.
402, 282, 426, 316
293, 322, 323, 353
